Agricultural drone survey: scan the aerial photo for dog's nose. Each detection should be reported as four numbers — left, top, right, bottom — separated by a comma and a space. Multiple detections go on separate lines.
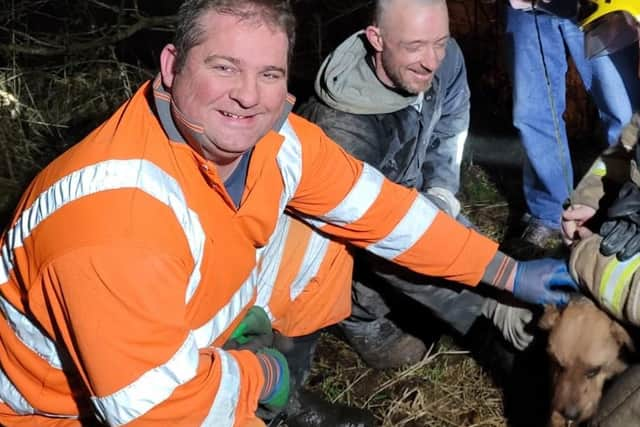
562, 406, 581, 421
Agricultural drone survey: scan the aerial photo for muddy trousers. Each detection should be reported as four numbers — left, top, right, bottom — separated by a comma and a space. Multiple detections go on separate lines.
342, 215, 488, 339
257, 332, 320, 424
342, 259, 487, 339
253, 213, 352, 424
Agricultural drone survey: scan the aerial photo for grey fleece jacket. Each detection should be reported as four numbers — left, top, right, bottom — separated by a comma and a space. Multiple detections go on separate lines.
297, 31, 489, 336
298, 31, 470, 217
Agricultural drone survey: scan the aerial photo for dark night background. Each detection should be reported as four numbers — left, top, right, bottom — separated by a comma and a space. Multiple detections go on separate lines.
0, 0, 600, 226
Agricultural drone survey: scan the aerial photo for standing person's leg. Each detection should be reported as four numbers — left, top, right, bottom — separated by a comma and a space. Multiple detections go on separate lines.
562, 18, 640, 146
504, 8, 573, 242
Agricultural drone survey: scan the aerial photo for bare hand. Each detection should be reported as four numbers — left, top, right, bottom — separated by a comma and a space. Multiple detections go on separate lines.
561, 204, 596, 246
508, 0, 551, 9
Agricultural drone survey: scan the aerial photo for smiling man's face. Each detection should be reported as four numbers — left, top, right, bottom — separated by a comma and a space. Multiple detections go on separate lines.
373, 0, 450, 94
161, 9, 288, 165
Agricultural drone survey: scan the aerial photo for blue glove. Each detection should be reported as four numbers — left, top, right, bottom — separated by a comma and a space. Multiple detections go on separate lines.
513, 258, 579, 306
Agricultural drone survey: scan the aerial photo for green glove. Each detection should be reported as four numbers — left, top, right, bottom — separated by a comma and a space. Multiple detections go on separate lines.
257, 347, 290, 411
224, 306, 274, 351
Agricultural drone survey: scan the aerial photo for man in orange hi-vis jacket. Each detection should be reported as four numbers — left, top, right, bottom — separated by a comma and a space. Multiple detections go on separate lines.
0, 1, 579, 426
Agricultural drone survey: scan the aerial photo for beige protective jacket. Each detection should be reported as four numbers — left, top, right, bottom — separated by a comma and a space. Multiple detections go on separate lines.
570, 113, 640, 326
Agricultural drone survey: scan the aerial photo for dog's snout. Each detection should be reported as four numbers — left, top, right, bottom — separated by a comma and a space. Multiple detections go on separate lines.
561, 405, 581, 422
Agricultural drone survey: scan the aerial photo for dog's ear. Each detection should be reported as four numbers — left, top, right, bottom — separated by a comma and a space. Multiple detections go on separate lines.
539, 305, 560, 331
611, 320, 635, 352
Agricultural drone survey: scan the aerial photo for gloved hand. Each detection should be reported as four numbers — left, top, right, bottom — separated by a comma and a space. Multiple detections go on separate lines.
223, 306, 274, 352
481, 299, 534, 350
425, 187, 461, 218
513, 258, 579, 306
600, 181, 640, 261
257, 347, 290, 411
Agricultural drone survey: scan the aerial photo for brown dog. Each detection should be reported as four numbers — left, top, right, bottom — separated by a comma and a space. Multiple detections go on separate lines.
539, 298, 634, 427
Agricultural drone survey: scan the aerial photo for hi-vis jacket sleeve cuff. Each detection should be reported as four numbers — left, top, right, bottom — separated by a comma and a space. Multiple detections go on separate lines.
481, 250, 517, 293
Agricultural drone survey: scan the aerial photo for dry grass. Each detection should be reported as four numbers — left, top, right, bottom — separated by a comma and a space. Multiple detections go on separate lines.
310, 333, 507, 427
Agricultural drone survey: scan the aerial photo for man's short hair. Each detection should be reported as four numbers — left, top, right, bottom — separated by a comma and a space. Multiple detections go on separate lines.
172, 0, 296, 71
374, 0, 446, 27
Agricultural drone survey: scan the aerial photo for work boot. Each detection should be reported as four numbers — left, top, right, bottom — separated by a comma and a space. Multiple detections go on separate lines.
285, 389, 375, 427
520, 215, 562, 249
340, 317, 427, 369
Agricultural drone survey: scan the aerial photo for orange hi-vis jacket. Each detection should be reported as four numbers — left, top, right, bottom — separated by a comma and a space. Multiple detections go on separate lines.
0, 77, 498, 426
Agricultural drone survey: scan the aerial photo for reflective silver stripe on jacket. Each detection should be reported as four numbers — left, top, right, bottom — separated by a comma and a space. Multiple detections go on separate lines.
367, 194, 438, 260
193, 270, 257, 348
0, 364, 75, 418
298, 157, 437, 261
454, 129, 468, 167
91, 333, 200, 426
193, 118, 307, 336
256, 214, 292, 319
1, 160, 205, 304
255, 213, 332, 309
202, 349, 241, 427
289, 230, 330, 300
276, 120, 303, 212
0, 159, 205, 418
303, 163, 384, 230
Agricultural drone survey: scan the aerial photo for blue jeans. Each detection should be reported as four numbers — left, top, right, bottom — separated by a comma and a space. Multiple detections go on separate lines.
504, 7, 640, 230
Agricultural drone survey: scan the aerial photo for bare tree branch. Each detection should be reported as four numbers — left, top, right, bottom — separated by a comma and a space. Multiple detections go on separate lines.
1, 15, 176, 57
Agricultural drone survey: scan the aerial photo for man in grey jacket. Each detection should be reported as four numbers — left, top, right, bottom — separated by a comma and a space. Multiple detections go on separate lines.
298, 0, 535, 368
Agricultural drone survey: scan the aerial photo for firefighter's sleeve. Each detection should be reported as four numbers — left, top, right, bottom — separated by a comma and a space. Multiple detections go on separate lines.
570, 234, 640, 327
571, 113, 640, 209
42, 246, 266, 426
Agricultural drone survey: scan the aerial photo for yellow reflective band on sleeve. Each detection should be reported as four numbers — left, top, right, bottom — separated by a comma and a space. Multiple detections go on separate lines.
599, 254, 640, 316
589, 159, 607, 177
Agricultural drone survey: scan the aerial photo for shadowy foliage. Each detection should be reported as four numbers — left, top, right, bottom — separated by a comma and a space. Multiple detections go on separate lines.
0, 0, 174, 224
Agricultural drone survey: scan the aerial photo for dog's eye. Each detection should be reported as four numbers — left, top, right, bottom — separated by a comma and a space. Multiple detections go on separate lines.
585, 367, 602, 378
